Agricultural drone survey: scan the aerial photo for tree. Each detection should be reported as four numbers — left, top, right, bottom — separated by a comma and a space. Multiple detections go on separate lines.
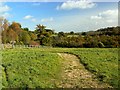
82, 32, 87, 36
0, 17, 4, 44
70, 31, 74, 35
36, 24, 46, 34
58, 32, 66, 37
45, 29, 54, 35
9, 22, 24, 43
20, 31, 31, 45
7, 28, 18, 43
29, 32, 37, 41
23, 28, 29, 31
36, 24, 47, 45
0, 17, 9, 43
9, 22, 22, 36
0, 17, 4, 31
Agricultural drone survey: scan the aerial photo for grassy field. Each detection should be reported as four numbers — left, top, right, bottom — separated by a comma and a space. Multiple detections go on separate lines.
2, 48, 63, 88
67, 48, 118, 88
1, 48, 118, 88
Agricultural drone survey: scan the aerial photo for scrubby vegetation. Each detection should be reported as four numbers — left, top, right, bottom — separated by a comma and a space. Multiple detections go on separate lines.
0, 17, 120, 48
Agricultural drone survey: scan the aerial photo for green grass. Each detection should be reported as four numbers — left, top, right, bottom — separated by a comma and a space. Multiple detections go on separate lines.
2, 49, 63, 88
1, 48, 118, 88
67, 35, 79, 37
67, 48, 118, 88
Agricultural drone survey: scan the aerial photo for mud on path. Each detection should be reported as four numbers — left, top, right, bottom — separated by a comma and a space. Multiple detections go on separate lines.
57, 53, 112, 88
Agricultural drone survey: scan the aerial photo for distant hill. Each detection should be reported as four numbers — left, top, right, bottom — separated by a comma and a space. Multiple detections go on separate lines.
85, 26, 119, 36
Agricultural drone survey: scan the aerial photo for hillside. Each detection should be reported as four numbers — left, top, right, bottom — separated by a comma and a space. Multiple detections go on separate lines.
86, 26, 119, 36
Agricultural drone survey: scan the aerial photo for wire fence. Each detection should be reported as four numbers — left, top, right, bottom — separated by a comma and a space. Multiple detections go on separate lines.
0, 44, 52, 49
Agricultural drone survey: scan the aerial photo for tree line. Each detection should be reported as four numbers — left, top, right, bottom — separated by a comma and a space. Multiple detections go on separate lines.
0, 17, 120, 48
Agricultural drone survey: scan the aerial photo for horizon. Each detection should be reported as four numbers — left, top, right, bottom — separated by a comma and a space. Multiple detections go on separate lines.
0, 1, 118, 32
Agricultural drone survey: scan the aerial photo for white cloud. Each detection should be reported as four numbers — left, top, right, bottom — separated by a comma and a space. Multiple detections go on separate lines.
91, 9, 118, 23
41, 17, 54, 22
100, 10, 118, 21
106, 20, 114, 23
31, 18, 37, 22
91, 15, 102, 20
1, 12, 11, 18
47, 9, 118, 33
23, 15, 38, 22
24, 15, 33, 19
0, 3, 10, 13
56, 0, 96, 10
0, 2, 11, 18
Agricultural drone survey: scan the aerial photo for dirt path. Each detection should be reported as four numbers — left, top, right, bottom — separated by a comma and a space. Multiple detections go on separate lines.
57, 53, 112, 88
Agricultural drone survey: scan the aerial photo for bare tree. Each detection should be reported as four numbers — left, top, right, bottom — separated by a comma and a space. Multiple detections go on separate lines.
0, 17, 4, 44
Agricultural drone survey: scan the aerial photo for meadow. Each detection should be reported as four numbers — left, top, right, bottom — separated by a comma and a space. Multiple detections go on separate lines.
1, 47, 118, 88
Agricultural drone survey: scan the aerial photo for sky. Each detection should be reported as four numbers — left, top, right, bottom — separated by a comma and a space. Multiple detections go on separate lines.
0, 0, 118, 32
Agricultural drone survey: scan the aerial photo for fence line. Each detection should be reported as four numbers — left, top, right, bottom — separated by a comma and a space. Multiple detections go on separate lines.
0, 44, 52, 49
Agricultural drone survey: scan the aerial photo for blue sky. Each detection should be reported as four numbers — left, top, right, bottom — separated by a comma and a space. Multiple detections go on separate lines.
0, 1, 118, 32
